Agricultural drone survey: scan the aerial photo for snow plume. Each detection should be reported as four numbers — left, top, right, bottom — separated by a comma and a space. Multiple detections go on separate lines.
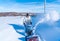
33, 10, 60, 33
33, 19, 44, 33
33, 10, 60, 41
46, 10, 60, 22
33, 18, 46, 41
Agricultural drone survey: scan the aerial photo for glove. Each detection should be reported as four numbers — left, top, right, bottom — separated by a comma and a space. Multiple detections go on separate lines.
30, 22, 32, 24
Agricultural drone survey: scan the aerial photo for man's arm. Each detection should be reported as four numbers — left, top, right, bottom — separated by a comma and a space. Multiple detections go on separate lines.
29, 16, 32, 25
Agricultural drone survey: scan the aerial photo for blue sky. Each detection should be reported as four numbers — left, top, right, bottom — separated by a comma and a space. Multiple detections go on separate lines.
0, 0, 60, 13
0, 0, 43, 3
0, 0, 59, 4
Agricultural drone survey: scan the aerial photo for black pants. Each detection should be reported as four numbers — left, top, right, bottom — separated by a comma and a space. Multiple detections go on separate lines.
27, 29, 32, 36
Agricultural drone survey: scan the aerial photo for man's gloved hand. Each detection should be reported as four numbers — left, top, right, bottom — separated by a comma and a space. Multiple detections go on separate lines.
30, 22, 32, 24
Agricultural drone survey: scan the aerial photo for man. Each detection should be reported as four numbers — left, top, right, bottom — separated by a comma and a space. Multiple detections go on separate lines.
23, 13, 33, 36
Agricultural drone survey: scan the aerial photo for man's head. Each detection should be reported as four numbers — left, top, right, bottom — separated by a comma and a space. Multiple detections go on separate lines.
26, 13, 29, 17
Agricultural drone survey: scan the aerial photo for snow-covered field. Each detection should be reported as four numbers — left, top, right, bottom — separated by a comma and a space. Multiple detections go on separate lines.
0, 16, 25, 41
0, 12, 60, 41
0, 16, 43, 41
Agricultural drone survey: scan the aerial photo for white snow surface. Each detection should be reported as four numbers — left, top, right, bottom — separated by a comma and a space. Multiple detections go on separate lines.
0, 16, 42, 41
0, 16, 24, 41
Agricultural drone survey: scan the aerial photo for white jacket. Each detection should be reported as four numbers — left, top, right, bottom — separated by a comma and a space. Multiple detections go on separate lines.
23, 16, 32, 26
